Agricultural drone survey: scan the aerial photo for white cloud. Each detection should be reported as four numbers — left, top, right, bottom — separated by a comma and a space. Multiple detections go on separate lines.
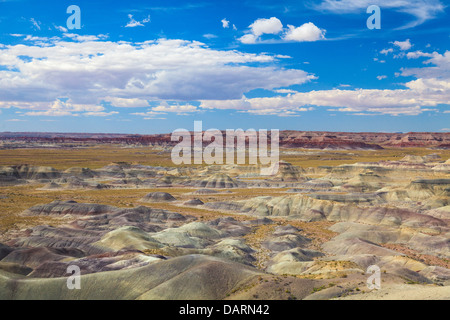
221, 18, 230, 28
2, 33, 448, 119
200, 87, 443, 116
407, 50, 435, 59
239, 18, 324, 44
200, 51, 450, 116
283, 23, 326, 42
315, 0, 445, 29
23, 35, 60, 42
55, 25, 68, 33
239, 34, 258, 44
30, 18, 41, 30
132, 110, 162, 116
240, 109, 301, 117
377, 75, 387, 80
63, 33, 108, 42
125, 14, 151, 28
380, 48, 393, 55
401, 51, 450, 79
132, 102, 199, 117
6, 119, 27, 122
274, 89, 298, 94
1, 99, 106, 117
0, 38, 314, 107
392, 39, 412, 51
105, 97, 150, 108
203, 34, 218, 39
152, 102, 198, 113
83, 111, 119, 117
250, 17, 283, 37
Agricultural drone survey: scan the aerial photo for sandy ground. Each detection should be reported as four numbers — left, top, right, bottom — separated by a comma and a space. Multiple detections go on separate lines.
335, 284, 450, 300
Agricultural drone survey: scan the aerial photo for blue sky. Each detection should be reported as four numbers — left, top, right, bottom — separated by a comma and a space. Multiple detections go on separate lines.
0, 0, 449, 133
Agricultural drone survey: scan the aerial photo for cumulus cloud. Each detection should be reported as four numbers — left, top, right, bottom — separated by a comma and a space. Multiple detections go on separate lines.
8, 99, 107, 117
221, 18, 230, 28
152, 102, 198, 113
239, 17, 283, 44
84, 111, 119, 117
239, 109, 302, 117
401, 50, 450, 79
250, 17, 283, 37
200, 88, 439, 116
407, 50, 436, 59
392, 39, 412, 51
0, 37, 315, 116
380, 48, 393, 55
239, 34, 258, 44
283, 22, 326, 42
104, 97, 150, 108
2, 31, 448, 119
201, 50, 450, 116
63, 33, 108, 42
239, 17, 325, 44
274, 89, 298, 94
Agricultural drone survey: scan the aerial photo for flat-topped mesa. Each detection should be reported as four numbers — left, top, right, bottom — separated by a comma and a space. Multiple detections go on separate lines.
0, 165, 61, 180
407, 179, 450, 198
3, 131, 449, 148
280, 138, 383, 150
22, 200, 117, 216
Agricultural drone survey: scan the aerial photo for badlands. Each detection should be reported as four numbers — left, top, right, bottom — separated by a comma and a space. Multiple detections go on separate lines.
0, 134, 449, 300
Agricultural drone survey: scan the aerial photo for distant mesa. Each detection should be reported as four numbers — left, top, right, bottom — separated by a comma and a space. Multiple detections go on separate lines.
1, 131, 450, 149
183, 199, 204, 206
190, 189, 219, 195
40, 182, 62, 190
401, 155, 427, 163
193, 174, 239, 188
140, 192, 176, 203
23, 200, 116, 216
63, 167, 97, 179
302, 179, 334, 189
274, 161, 308, 182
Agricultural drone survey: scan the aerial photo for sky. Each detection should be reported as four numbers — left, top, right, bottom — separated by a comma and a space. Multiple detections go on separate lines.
0, 0, 449, 134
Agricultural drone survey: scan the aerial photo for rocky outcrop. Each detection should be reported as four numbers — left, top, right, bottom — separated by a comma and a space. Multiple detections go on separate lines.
183, 199, 204, 206
140, 192, 176, 203
186, 174, 240, 188
23, 200, 116, 216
